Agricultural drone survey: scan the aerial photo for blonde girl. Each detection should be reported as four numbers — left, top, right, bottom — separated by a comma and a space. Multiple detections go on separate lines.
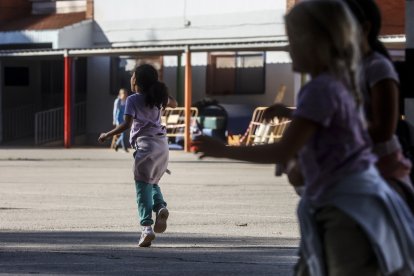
194, 1, 414, 275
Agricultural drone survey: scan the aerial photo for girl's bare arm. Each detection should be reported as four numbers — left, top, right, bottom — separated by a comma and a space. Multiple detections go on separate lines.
369, 79, 399, 143
98, 115, 133, 142
193, 117, 317, 164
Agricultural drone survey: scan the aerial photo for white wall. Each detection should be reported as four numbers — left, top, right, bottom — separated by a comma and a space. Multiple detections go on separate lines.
96, 0, 284, 20
93, 0, 287, 46
58, 20, 93, 48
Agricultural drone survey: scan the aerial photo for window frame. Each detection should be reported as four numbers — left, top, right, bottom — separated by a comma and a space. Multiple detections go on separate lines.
206, 51, 266, 96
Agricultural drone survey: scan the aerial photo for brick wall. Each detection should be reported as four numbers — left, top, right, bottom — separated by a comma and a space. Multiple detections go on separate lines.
377, 0, 405, 35
0, 0, 31, 23
286, 0, 404, 35
86, 0, 93, 19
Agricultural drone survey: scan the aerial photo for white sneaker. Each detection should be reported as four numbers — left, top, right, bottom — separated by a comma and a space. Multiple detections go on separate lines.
138, 226, 155, 247
154, 208, 169, 233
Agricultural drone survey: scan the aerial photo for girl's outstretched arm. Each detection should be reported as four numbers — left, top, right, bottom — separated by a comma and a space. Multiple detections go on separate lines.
193, 117, 317, 164
98, 115, 133, 143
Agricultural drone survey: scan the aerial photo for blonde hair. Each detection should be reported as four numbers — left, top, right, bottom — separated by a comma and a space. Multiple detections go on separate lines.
285, 0, 362, 106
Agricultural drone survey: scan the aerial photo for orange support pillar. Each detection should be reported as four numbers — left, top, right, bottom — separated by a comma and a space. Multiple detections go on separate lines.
184, 49, 192, 152
64, 54, 72, 148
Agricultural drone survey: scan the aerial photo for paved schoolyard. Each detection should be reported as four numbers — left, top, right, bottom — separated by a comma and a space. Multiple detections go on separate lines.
0, 148, 300, 275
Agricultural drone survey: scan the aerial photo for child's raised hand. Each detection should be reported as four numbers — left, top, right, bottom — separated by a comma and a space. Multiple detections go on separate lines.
191, 136, 227, 159
263, 104, 292, 122
98, 133, 108, 143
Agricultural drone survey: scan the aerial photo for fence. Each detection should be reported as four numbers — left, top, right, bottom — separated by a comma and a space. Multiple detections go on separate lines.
34, 102, 86, 145
2, 105, 35, 141
161, 107, 199, 138
241, 107, 293, 146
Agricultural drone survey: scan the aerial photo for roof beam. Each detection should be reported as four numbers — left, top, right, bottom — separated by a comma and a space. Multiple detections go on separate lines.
0, 40, 290, 58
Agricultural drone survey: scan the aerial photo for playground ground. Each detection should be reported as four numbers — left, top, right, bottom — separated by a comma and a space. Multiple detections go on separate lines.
0, 148, 300, 275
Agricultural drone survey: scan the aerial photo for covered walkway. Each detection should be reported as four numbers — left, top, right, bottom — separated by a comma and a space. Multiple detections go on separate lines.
0, 39, 289, 150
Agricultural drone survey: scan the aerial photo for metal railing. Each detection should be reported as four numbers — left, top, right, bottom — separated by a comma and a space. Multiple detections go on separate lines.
161, 107, 199, 138
35, 102, 86, 145
2, 105, 35, 141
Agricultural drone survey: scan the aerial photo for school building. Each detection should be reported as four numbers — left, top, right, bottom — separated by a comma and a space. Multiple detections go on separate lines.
0, 0, 411, 149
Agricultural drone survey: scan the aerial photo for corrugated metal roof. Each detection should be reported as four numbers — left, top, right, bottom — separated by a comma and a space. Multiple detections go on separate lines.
0, 48, 65, 57
0, 35, 404, 57
0, 40, 289, 57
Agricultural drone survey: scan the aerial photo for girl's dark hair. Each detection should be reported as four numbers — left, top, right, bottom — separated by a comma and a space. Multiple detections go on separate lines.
134, 64, 168, 109
342, 0, 390, 59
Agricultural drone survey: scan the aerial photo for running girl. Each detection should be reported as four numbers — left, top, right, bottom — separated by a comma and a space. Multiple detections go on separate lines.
99, 64, 177, 247
194, 1, 414, 274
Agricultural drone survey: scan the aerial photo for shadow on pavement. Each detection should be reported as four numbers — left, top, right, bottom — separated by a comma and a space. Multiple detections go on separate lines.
0, 231, 299, 275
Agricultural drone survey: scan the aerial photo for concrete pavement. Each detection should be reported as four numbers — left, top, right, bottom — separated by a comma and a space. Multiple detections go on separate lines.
0, 148, 300, 275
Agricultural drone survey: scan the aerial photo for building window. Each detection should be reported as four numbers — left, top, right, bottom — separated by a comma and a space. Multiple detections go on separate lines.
207, 52, 265, 95
110, 56, 163, 95
4, 67, 30, 86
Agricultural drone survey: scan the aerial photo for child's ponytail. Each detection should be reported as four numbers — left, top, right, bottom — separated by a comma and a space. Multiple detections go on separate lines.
134, 64, 169, 109
146, 81, 169, 109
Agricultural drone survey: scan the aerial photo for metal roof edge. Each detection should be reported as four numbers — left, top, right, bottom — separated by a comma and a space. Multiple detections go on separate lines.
0, 39, 290, 57
67, 45, 187, 56
0, 49, 65, 57
379, 34, 406, 43
0, 34, 404, 57
107, 36, 288, 48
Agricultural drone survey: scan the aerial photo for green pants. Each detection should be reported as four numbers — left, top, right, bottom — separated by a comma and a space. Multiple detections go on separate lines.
295, 207, 380, 276
135, 181, 167, 226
